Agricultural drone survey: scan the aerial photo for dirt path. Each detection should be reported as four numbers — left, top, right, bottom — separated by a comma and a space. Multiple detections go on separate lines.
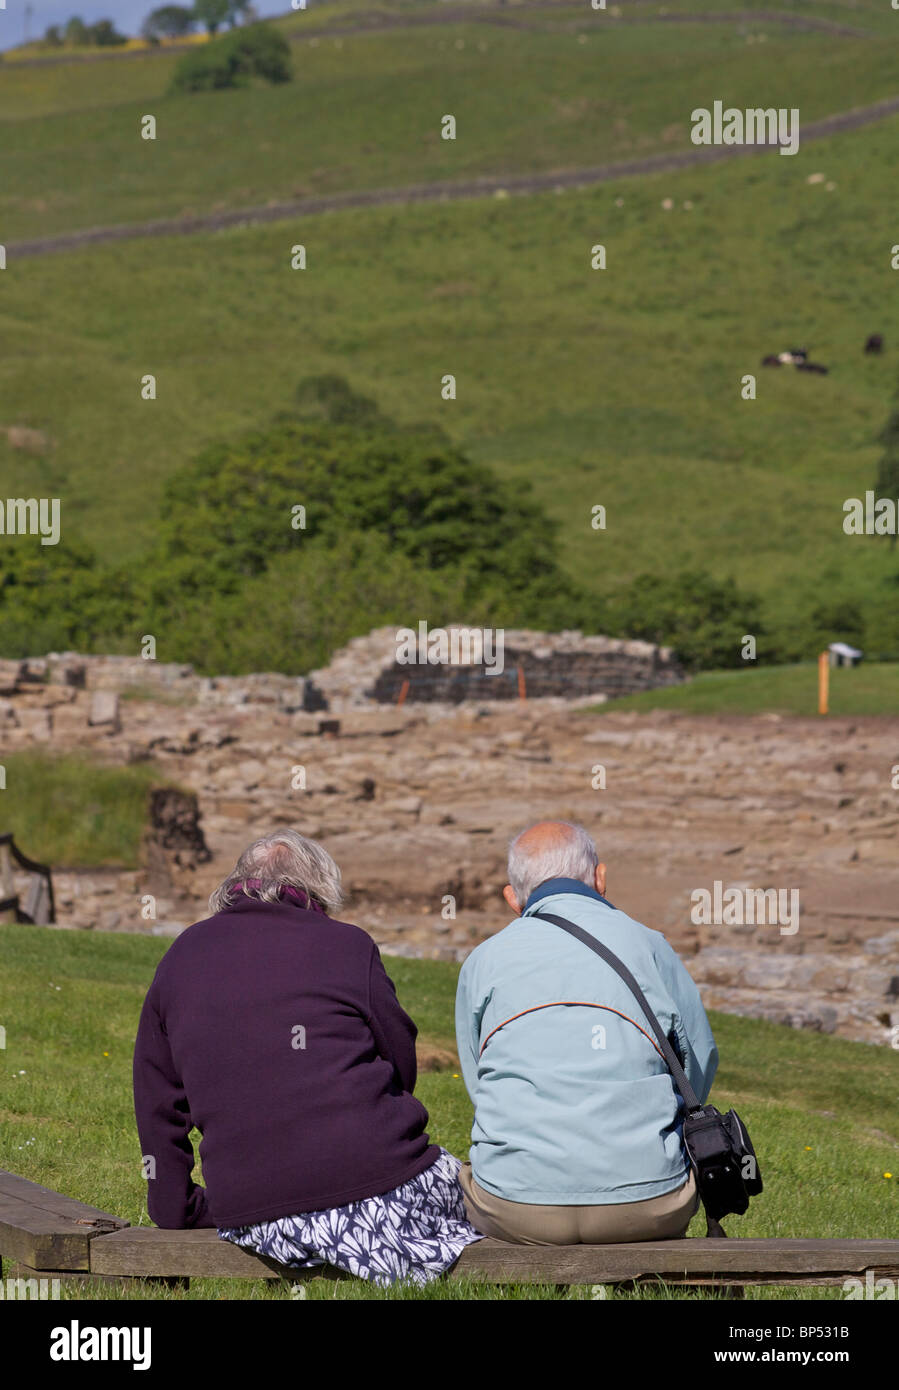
9, 91, 899, 259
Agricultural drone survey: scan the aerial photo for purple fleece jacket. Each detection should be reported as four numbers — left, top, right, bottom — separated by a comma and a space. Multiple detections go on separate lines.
132, 887, 439, 1229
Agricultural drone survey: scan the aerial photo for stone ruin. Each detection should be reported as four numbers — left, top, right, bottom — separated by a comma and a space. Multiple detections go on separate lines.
0, 626, 684, 717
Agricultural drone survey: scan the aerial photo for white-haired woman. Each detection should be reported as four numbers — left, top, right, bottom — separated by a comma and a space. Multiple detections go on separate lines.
133, 829, 482, 1287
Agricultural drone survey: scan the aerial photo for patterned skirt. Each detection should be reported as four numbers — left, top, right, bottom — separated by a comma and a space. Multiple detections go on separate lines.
218, 1148, 484, 1288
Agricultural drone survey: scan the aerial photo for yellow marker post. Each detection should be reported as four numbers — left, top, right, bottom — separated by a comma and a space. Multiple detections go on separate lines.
818, 651, 829, 715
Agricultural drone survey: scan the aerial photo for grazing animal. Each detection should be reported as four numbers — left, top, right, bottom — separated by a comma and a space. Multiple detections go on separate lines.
761, 346, 828, 373
865, 333, 883, 354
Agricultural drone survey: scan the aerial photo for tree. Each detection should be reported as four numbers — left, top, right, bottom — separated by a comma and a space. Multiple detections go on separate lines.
604, 569, 767, 670
192, 0, 231, 34
88, 18, 128, 46
142, 5, 197, 40
43, 24, 64, 46
226, 0, 253, 26
170, 22, 292, 91
63, 16, 89, 45
875, 394, 899, 549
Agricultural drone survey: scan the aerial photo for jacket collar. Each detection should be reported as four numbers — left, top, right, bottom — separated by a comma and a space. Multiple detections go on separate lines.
522, 876, 616, 914
226, 881, 327, 914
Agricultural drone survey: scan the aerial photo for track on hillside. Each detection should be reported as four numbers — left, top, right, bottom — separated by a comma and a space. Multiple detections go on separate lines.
8, 91, 899, 260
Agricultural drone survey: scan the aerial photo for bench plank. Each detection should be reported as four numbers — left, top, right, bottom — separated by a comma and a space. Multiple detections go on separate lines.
0, 1171, 128, 1227
0, 1170, 128, 1272
452, 1237, 899, 1284
88, 1228, 899, 1285
90, 1228, 287, 1279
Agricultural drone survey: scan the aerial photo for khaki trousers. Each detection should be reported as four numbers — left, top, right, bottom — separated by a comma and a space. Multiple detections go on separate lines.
459, 1163, 699, 1245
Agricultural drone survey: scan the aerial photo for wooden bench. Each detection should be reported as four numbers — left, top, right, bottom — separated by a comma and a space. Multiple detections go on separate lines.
3, 1171, 898, 1291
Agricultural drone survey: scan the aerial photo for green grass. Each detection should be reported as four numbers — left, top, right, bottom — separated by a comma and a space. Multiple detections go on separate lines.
0, 925, 896, 1299
1, 18, 897, 237
2, 112, 899, 660
592, 662, 899, 715
0, 752, 167, 868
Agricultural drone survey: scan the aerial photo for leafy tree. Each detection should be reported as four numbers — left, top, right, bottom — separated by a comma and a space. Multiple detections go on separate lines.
226, 0, 253, 26
63, 16, 89, 45
604, 570, 766, 671
808, 598, 865, 651
142, 5, 196, 40
170, 21, 291, 91
0, 540, 134, 657
225, 23, 292, 82
88, 18, 128, 46
192, 0, 231, 34
146, 411, 564, 605
43, 24, 64, 46
144, 532, 472, 675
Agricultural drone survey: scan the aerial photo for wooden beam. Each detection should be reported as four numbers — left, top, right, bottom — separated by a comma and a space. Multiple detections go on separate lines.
90, 1227, 289, 1279
451, 1237, 899, 1284
0, 1170, 128, 1272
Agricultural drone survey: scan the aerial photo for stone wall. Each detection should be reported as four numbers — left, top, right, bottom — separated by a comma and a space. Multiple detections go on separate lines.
369, 634, 684, 704
1, 627, 684, 715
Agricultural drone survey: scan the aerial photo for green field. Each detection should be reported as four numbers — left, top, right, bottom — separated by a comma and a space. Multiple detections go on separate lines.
2, 17, 897, 239
0, 752, 168, 868
0, 924, 895, 1299
596, 662, 899, 715
1, 1, 898, 689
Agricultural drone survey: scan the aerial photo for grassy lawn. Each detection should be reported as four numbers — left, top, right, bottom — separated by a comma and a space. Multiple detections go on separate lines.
0, 924, 895, 1299
593, 663, 899, 716
0, 752, 167, 868
1, 18, 897, 237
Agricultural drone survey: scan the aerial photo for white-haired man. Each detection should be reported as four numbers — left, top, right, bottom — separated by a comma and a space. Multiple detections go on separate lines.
454, 820, 718, 1243
133, 829, 482, 1285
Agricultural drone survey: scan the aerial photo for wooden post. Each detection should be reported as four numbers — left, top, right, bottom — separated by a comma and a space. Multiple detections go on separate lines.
517, 666, 526, 701
397, 679, 410, 708
818, 651, 829, 716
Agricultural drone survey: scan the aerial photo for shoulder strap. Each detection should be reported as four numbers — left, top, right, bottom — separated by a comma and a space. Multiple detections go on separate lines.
532, 911, 704, 1115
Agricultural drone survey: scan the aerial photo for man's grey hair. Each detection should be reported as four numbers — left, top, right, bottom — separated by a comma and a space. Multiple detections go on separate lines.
507, 821, 599, 907
209, 829, 343, 916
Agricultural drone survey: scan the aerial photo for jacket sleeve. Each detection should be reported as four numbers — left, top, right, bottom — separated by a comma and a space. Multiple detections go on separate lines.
133, 978, 214, 1229
366, 945, 419, 1094
454, 955, 482, 1104
654, 938, 718, 1104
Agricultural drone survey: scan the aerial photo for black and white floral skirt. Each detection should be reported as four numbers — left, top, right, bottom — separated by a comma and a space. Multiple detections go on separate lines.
218, 1148, 484, 1287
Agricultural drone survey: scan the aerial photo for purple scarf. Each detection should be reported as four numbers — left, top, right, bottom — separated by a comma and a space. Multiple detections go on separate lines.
233, 879, 327, 914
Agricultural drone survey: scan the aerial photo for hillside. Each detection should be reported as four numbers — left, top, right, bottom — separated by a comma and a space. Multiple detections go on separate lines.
1, 1, 898, 674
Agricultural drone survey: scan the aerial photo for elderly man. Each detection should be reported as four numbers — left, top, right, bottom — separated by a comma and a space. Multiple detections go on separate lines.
133, 829, 482, 1285
455, 820, 718, 1244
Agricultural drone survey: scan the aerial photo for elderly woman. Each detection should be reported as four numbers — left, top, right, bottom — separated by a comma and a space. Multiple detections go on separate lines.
133, 830, 482, 1287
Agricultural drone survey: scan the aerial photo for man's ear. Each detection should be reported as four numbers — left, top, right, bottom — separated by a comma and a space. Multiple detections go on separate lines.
503, 884, 522, 916
595, 862, 607, 897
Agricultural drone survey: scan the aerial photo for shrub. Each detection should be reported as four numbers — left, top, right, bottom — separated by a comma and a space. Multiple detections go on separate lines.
604, 569, 766, 671
0, 540, 134, 658
169, 22, 291, 92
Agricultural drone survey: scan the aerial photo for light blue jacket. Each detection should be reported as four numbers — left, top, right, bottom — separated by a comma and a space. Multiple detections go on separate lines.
455, 879, 718, 1205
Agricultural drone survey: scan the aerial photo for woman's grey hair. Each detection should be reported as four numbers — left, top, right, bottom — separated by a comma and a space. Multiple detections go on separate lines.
507, 821, 599, 908
209, 829, 343, 916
